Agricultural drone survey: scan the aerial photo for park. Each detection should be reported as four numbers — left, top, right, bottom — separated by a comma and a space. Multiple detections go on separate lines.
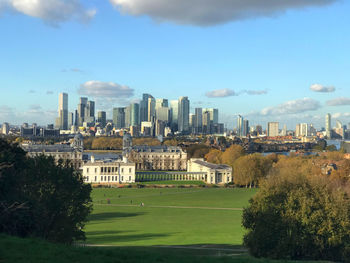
85, 187, 256, 247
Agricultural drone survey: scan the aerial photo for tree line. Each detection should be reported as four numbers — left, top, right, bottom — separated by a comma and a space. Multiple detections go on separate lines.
0, 138, 92, 244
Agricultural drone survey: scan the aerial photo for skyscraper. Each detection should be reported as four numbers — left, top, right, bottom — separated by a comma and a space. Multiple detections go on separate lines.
237, 115, 243, 137
77, 97, 88, 126
267, 122, 279, 137
178, 96, 190, 133
140, 94, 153, 122
155, 98, 168, 109
243, 119, 249, 137
203, 108, 219, 124
326, 113, 331, 139
170, 100, 178, 128
147, 97, 156, 122
113, 107, 125, 129
195, 108, 203, 133
202, 111, 211, 134
130, 103, 140, 126
97, 111, 107, 127
58, 93, 68, 130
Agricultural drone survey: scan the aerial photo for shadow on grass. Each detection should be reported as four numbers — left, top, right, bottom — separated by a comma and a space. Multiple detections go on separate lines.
86, 231, 172, 243
88, 211, 145, 222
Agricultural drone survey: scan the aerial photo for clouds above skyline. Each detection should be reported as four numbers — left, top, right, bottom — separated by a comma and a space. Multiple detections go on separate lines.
310, 83, 335, 92
260, 98, 321, 116
326, 97, 350, 106
0, 0, 96, 25
205, 88, 267, 98
110, 0, 338, 26
78, 80, 134, 99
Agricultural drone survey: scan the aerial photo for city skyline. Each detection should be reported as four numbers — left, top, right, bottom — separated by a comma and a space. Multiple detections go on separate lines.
1, 0, 349, 128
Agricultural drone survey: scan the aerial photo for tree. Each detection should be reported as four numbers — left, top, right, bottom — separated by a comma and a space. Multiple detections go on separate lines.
242, 171, 350, 261
204, 149, 222, 164
221, 144, 245, 167
0, 139, 92, 244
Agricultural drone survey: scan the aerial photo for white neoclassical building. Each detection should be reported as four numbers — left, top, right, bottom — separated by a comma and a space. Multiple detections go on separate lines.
82, 156, 136, 184
187, 158, 233, 184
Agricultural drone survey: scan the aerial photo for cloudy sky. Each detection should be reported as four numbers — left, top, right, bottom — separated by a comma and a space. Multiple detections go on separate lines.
1, 0, 349, 129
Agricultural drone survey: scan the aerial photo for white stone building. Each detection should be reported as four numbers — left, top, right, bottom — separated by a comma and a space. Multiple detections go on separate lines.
187, 158, 232, 184
82, 156, 136, 184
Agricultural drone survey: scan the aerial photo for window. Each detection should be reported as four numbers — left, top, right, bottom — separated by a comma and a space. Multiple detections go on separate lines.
129, 168, 132, 173
95, 168, 97, 173
108, 167, 111, 173
121, 168, 124, 173
121, 176, 124, 181
112, 176, 114, 181
86, 176, 89, 181
94, 176, 97, 182
129, 176, 131, 181
101, 176, 103, 181
108, 176, 110, 181
87, 168, 89, 173
112, 167, 114, 173
104, 176, 107, 181
100, 167, 103, 173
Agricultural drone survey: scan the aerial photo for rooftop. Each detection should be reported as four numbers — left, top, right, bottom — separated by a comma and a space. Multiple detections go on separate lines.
192, 159, 231, 170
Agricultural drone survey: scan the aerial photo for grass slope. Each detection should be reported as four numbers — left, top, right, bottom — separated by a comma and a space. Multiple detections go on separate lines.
0, 234, 318, 263
85, 188, 256, 246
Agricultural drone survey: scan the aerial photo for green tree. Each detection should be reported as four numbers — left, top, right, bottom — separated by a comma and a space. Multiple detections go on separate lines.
242, 172, 350, 261
0, 139, 92, 244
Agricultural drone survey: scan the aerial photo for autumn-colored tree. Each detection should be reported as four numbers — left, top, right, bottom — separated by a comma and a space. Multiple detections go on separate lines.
243, 172, 350, 261
204, 149, 222, 164
233, 154, 269, 187
221, 144, 245, 167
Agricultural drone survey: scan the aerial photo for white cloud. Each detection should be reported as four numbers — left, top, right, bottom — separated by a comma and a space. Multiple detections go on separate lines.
310, 83, 335, 93
1, 0, 96, 25
326, 97, 350, 106
110, 0, 337, 26
78, 80, 134, 99
205, 88, 267, 98
260, 98, 321, 116
206, 88, 237, 98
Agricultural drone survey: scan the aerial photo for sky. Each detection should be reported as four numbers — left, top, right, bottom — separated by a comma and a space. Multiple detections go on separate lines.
0, 0, 349, 130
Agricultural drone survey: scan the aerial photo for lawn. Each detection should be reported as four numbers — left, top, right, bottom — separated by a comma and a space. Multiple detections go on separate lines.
0, 234, 315, 263
85, 188, 257, 246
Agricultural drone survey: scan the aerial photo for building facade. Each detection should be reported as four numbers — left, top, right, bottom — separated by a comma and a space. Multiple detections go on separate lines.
82, 157, 136, 184
187, 158, 232, 184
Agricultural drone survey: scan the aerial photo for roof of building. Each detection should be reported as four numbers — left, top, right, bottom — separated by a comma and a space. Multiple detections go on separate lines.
21, 144, 76, 153
84, 160, 135, 166
132, 145, 184, 153
192, 159, 231, 170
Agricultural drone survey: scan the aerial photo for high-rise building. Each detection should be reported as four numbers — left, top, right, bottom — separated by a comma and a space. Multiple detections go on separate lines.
300, 123, 309, 137
113, 107, 125, 129
125, 106, 131, 128
85, 100, 95, 123
97, 111, 107, 127
68, 112, 74, 128
140, 94, 153, 122
189, 113, 196, 133
202, 111, 211, 134
147, 97, 156, 122
178, 96, 190, 133
156, 107, 170, 123
326, 113, 331, 139
130, 103, 140, 127
194, 108, 203, 133
155, 98, 168, 109
243, 119, 249, 137
267, 122, 279, 137
170, 100, 179, 129
58, 93, 68, 130
77, 97, 88, 126
203, 108, 219, 124
2, 122, 9, 135
237, 115, 243, 137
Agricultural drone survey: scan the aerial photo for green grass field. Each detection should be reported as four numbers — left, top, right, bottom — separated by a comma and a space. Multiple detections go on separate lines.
85, 188, 257, 247
1, 234, 317, 263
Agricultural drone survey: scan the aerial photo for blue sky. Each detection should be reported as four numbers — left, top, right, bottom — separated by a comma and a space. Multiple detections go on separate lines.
0, 0, 349, 129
